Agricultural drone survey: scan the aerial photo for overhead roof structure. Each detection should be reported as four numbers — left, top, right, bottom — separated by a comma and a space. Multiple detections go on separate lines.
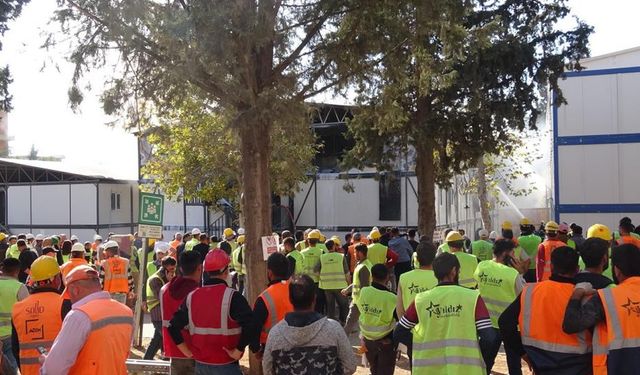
0, 158, 136, 185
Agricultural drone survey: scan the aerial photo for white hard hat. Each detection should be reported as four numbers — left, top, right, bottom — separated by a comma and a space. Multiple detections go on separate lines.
94, 234, 103, 241
191, 228, 201, 235
478, 229, 489, 238
103, 240, 118, 249
70, 235, 79, 241
26, 233, 35, 240
35, 234, 44, 241
154, 241, 170, 254
237, 228, 245, 235
488, 231, 498, 240
71, 243, 85, 253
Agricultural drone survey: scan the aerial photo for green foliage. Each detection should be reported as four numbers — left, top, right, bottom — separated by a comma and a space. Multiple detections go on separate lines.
339, 0, 591, 201
141, 98, 316, 205
0, 0, 31, 112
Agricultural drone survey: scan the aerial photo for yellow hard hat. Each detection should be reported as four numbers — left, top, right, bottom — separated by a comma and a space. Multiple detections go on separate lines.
587, 224, 612, 241
0, 233, 6, 241
223, 228, 234, 238
30, 256, 61, 282
319, 233, 326, 242
237, 235, 245, 244
520, 218, 532, 226
502, 221, 513, 230
368, 229, 381, 241
148, 239, 156, 247
307, 230, 321, 240
330, 236, 341, 246
545, 221, 559, 232
446, 231, 464, 243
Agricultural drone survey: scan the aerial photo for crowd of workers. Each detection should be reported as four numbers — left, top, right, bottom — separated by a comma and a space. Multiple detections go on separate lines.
0, 216, 638, 374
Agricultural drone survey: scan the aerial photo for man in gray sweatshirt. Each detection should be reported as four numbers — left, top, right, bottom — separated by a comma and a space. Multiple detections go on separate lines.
262, 274, 357, 375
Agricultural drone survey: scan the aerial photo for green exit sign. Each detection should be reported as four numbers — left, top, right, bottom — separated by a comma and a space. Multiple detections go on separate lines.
139, 192, 164, 226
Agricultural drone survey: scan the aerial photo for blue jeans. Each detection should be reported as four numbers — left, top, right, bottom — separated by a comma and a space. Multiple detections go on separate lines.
1, 337, 18, 373
195, 362, 242, 375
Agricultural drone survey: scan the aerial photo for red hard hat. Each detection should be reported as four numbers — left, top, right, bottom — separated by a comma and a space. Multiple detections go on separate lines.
204, 249, 230, 272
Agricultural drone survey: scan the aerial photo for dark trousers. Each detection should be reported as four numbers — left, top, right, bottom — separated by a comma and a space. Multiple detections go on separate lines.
524, 269, 536, 283
314, 283, 326, 314
363, 337, 397, 375
144, 320, 163, 360
395, 261, 412, 285
486, 331, 522, 375
323, 289, 349, 323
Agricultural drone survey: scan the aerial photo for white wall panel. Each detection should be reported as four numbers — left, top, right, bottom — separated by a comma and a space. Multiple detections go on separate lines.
32, 185, 69, 225
185, 205, 205, 231
70, 184, 97, 225
8, 186, 30, 225
617, 73, 640, 134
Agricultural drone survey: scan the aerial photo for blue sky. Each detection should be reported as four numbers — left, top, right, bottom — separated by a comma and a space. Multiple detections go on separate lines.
0, 0, 638, 178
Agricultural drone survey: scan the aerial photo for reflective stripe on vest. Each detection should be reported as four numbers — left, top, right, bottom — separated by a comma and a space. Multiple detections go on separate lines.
301, 247, 322, 282
357, 286, 396, 341
259, 281, 293, 344
412, 286, 484, 374
541, 240, 563, 281
520, 282, 591, 354
146, 272, 165, 311
474, 261, 518, 328
68, 298, 133, 375
187, 287, 241, 335
287, 250, 304, 275
454, 252, 478, 289
319, 253, 348, 290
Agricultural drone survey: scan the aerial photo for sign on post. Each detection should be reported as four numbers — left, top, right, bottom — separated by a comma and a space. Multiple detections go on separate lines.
138, 192, 164, 239
261, 235, 279, 260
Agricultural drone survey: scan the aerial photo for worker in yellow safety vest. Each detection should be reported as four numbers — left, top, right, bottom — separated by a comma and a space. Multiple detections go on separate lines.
471, 229, 494, 262
0, 258, 29, 373
518, 218, 542, 283
446, 231, 479, 288
301, 229, 325, 313
316, 239, 350, 323
343, 243, 372, 334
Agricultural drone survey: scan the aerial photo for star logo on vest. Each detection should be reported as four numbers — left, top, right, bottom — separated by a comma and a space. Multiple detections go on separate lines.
361, 303, 382, 316
478, 271, 503, 287
426, 301, 463, 318
408, 282, 428, 295
621, 297, 640, 317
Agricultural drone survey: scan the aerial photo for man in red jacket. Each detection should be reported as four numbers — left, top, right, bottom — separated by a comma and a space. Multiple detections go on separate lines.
161, 251, 201, 374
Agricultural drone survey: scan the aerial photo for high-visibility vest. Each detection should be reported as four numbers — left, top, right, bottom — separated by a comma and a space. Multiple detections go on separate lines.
286, 250, 303, 275
231, 245, 246, 275
617, 235, 640, 248
353, 260, 372, 304
367, 243, 388, 266
592, 277, 640, 375
102, 256, 130, 293
471, 240, 494, 262
295, 240, 306, 252
61, 258, 89, 280
474, 261, 518, 328
413, 286, 485, 375
518, 234, 542, 270
437, 243, 450, 254
185, 238, 199, 252
68, 297, 133, 375
6, 244, 19, 259
146, 261, 158, 279
301, 246, 323, 282
518, 281, 591, 356
540, 239, 565, 281
453, 252, 479, 288
319, 252, 348, 290
257, 280, 293, 344
186, 284, 241, 365
160, 278, 195, 359
0, 278, 21, 337
146, 271, 165, 311
399, 269, 437, 310
357, 286, 396, 340
219, 241, 238, 252
12, 292, 63, 375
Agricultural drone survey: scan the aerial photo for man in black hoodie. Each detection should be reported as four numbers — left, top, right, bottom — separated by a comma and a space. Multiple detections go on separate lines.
161, 251, 201, 374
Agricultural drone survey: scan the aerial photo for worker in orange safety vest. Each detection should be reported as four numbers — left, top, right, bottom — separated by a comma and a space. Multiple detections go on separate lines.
99, 240, 134, 304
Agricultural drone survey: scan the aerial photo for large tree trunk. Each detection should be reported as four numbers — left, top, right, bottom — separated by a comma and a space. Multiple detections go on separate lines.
476, 156, 492, 232
415, 141, 437, 241
238, 120, 271, 374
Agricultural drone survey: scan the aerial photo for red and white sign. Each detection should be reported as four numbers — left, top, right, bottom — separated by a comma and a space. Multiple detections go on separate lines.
261, 235, 279, 261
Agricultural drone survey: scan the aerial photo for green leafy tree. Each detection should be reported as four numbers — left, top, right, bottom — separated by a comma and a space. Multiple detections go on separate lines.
51, 2, 364, 370
0, 0, 31, 112
340, 0, 591, 239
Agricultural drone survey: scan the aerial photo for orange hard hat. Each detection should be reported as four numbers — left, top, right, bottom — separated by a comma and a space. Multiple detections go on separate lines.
204, 249, 230, 272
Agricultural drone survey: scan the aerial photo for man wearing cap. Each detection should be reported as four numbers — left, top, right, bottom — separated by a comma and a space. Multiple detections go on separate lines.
144, 256, 177, 360
367, 229, 399, 269
219, 228, 238, 252
316, 239, 350, 324
12, 256, 71, 375
301, 230, 326, 313
518, 218, 542, 282
168, 249, 254, 374
0, 258, 29, 372
147, 241, 170, 277
169, 232, 182, 252
99, 241, 134, 304
557, 223, 575, 249
185, 228, 201, 252
61, 243, 89, 280
6, 235, 20, 259
0, 232, 8, 260
40, 265, 134, 374
33, 234, 44, 255
471, 229, 494, 262
232, 235, 247, 293
536, 221, 566, 281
